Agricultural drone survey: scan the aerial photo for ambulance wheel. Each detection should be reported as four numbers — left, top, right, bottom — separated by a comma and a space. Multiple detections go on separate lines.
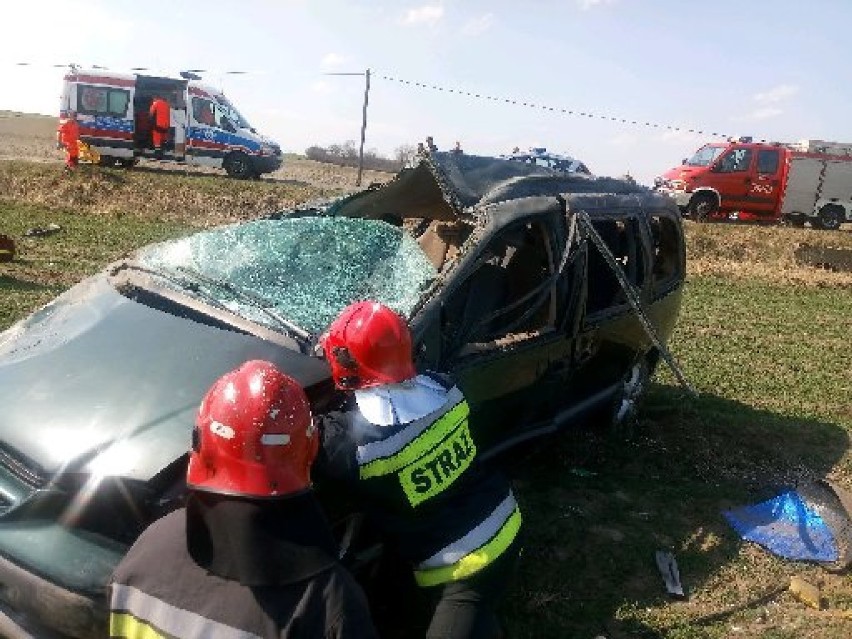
98, 155, 118, 167
117, 158, 137, 169
224, 152, 255, 179
816, 204, 843, 231
689, 194, 718, 223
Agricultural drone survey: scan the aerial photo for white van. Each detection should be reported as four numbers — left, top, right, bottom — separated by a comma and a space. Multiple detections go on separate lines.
59, 69, 283, 178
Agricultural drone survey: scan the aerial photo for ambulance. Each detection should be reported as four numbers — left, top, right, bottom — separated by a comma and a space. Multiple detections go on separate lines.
59, 68, 283, 178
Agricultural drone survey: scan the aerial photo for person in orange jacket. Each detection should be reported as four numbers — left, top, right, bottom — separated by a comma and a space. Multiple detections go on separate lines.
149, 94, 171, 159
56, 111, 80, 172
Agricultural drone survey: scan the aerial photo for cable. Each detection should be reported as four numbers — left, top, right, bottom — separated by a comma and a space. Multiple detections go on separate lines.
375, 72, 742, 141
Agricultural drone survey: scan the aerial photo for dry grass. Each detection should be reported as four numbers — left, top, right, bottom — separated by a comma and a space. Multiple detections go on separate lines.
685, 221, 852, 288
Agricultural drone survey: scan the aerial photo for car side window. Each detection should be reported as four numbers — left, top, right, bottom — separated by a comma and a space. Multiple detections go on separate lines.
442, 220, 556, 355
649, 214, 683, 293
585, 217, 645, 315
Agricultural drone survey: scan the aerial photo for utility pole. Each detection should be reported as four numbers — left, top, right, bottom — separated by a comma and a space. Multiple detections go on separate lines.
324, 68, 371, 187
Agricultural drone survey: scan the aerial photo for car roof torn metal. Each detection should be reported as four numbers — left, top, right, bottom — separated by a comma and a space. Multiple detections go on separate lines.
329, 151, 654, 223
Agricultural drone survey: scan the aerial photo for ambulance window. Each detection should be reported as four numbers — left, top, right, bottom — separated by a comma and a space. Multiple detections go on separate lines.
192, 97, 216, 126
757, 149, 780, 174
77, 85, 129, 117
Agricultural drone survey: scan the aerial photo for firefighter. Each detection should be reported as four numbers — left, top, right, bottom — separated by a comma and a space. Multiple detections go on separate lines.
317, 302, 522, 639
109, 360, 378, 639
149, 94, 171, 159
56, 110, 80, 172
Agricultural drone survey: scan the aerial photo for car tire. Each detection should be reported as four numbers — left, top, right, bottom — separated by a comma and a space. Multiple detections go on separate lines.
117, 157, 137, 169
816, 204, 844, 231
689, 193, 718, 223
224, 152, 255, 179
610, 357, 652, 437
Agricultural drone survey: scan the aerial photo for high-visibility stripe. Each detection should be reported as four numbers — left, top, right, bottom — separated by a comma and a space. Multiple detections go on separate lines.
417, 493, 518, 569
414, 504, 522, 587
110, 584, 261, 639
356, 385, 465, 466
358, 400, 469, 479
109, 612, 166, 639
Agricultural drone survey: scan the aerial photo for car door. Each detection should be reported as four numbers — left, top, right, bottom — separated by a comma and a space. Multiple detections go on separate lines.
565, 212, 651, 412
435, 200, 578, 454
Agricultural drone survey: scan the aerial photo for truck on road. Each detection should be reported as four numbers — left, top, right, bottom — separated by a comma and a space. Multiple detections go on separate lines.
655, 138, 852, 230
59, 68, 283, 179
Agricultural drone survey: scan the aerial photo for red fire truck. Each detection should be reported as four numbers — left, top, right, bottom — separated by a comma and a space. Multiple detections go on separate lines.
655, 138, 852, 230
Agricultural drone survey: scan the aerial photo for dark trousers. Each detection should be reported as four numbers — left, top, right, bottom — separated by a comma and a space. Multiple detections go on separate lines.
424, 539, 520, 639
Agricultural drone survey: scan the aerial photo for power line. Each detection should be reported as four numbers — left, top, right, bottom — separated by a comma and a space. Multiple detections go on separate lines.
375, 71, 738, 141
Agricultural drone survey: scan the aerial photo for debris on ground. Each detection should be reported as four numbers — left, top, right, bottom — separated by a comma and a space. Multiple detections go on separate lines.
23, 223, 62, 238
655, 550, 685, 598
0, 234, 14, 262
789, 575, 823, 609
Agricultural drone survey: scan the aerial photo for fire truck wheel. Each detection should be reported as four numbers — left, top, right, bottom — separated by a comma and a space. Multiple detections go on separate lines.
224, 152, 255, 180
816, 204, 843, 231
689, 193, 718, 222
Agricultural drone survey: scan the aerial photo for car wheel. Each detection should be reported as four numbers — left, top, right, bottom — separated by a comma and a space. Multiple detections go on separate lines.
610, 358, 651, 436
117, 157, 137, 168
98, 154, 118, 167
689, 194, 718, 223
817, 204, 844, 231
224, 152, 255, 179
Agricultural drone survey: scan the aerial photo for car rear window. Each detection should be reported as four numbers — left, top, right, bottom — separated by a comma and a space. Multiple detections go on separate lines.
136, 217, 437, 335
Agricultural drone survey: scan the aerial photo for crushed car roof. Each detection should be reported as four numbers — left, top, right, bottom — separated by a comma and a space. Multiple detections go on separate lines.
328, 151, 652, 222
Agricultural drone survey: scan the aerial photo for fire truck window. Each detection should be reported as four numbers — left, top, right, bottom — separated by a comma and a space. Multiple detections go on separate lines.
716, 148, 753, 173
757, 149, 780, 174
78, 85, 130, 117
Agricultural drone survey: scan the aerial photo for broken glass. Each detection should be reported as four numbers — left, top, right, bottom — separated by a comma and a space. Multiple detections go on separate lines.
136, 217, 437, 336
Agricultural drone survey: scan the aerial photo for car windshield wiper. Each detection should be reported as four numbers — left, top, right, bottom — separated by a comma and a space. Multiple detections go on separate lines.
170, 265, 312, 344
112, 262, 311, 345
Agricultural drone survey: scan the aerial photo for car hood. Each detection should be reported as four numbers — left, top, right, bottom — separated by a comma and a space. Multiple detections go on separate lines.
0, 275, 331, 486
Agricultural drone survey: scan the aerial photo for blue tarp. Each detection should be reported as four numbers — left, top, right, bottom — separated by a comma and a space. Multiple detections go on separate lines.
724, 491, 838, 562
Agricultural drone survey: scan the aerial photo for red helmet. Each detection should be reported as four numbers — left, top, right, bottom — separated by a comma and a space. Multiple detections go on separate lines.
187, 360, 318, 498
320, 301, 416, 390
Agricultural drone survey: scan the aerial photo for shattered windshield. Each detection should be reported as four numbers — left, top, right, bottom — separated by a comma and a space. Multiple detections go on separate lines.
686, 145, 726, 167
136, 217, 437, 336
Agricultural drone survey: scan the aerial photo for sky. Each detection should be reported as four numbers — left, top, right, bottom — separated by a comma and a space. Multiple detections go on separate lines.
2, 0, 852, 185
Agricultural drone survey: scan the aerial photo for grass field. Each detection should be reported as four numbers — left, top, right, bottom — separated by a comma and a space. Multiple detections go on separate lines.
2, 159, 852, 638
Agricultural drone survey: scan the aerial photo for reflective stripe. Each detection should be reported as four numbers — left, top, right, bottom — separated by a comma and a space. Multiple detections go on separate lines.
109, 613, 166, 639
414, 503, 522, 587
399, 420, 477, 506
110, 584, 261, 639
356, 385, 465, 466
358, 399, 469, 479
417, 493, 518, 569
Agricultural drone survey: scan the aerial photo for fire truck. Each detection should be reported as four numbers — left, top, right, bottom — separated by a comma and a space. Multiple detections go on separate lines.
655, 138, 852, 230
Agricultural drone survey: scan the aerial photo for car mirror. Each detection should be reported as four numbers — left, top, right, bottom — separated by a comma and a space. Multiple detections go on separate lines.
681, 158, 687, 165
222, 119, 236, 133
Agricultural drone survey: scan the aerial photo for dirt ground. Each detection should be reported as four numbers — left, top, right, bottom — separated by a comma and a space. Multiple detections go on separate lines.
0, 110, 393, 191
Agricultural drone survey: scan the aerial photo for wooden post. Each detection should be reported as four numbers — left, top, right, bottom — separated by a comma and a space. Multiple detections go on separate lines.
356, 68, 371, 187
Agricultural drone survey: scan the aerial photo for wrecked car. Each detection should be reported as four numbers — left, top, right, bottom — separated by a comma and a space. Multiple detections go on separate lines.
0, 152, 685, 638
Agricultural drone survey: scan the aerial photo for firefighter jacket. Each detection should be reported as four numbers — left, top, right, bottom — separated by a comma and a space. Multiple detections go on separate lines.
149, 98, 170, 132
57, 119, 80, 150
109, 493, 378, 639
316, 373, 522, 588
